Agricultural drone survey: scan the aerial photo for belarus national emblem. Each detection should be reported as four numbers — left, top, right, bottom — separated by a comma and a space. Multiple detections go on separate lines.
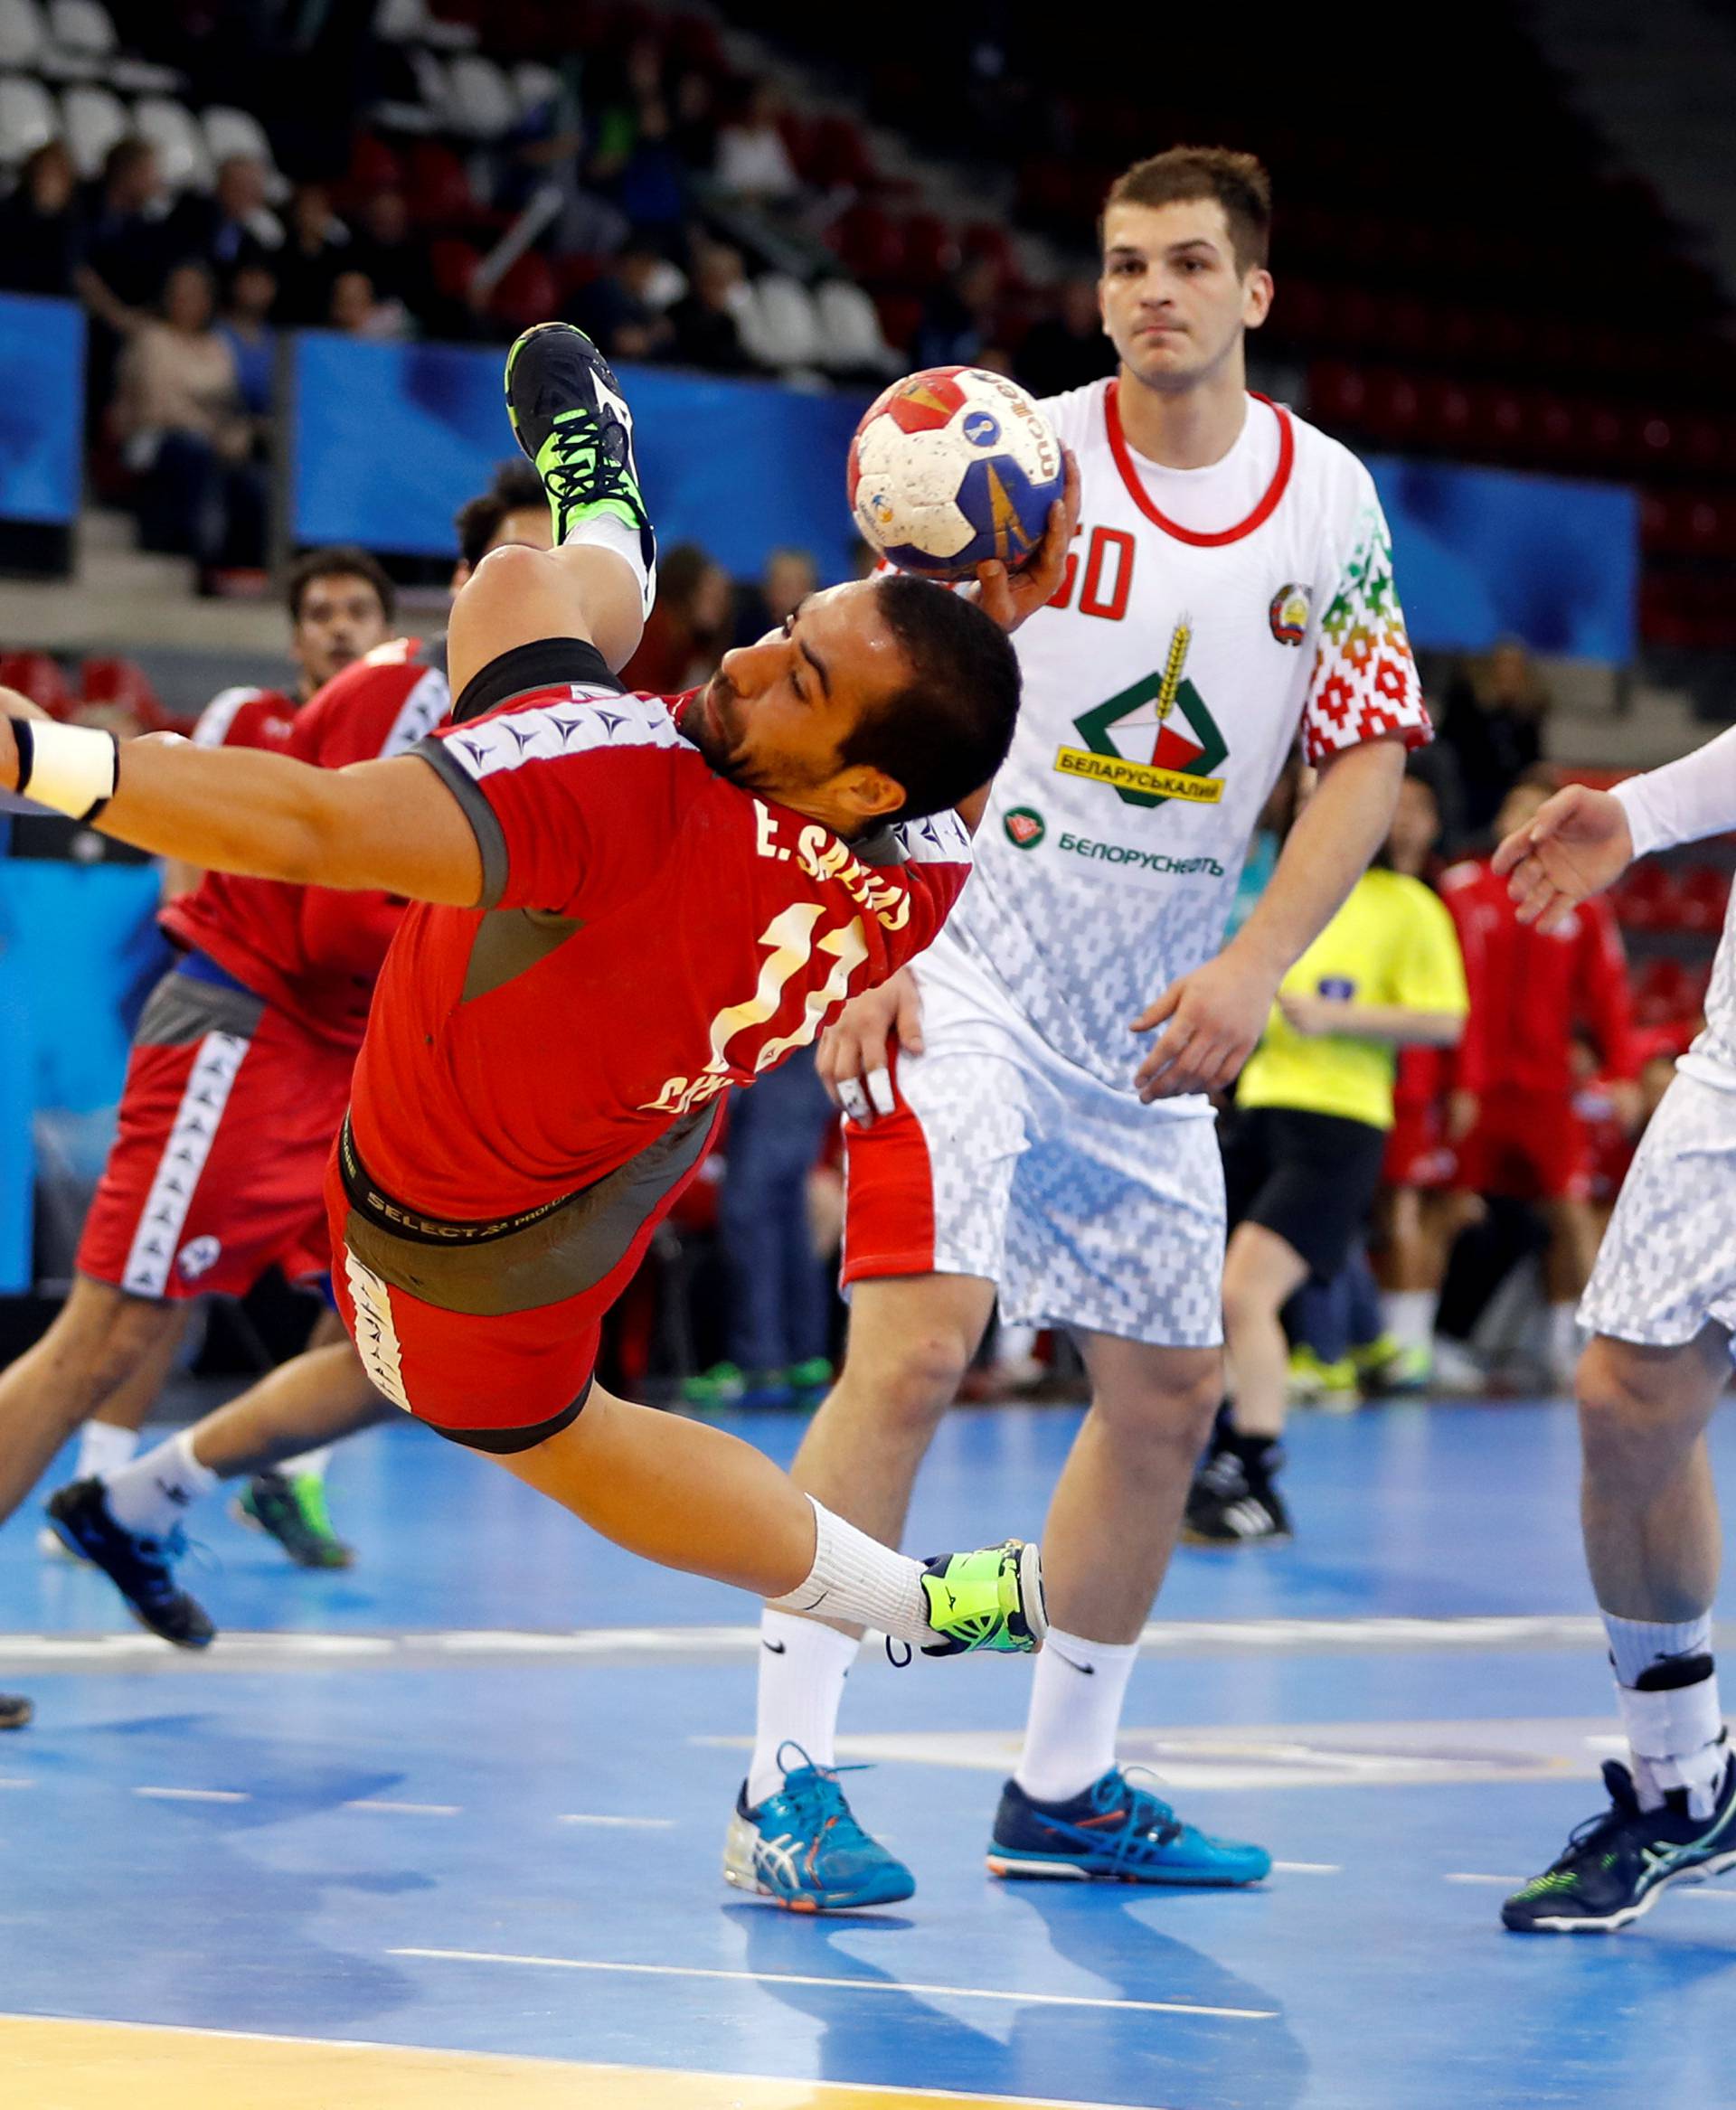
1269, 583, 1311, 645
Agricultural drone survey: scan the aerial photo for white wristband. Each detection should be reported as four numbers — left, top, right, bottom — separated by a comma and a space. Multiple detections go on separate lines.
12, 717, 118, 823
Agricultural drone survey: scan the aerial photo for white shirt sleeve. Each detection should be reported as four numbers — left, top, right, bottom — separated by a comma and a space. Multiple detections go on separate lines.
1613, 723, 1736, 858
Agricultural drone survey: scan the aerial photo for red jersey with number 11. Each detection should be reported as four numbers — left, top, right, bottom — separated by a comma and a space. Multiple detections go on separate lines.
348, 680, 972, 1221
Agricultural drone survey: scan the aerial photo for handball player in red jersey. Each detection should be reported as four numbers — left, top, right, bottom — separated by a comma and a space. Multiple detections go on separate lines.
14, 324, 1076, 1665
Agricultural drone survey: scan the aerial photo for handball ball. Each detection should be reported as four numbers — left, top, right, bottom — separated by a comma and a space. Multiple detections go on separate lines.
848, 366, 1065, 579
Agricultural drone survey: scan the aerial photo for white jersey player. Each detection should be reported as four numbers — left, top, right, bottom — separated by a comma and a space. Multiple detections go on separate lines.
1495, 741, 1736, 1934
726, 146, 1429, 1912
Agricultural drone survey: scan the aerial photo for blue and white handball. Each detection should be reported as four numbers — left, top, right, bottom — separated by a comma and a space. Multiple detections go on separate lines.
848, 365, 1065, 578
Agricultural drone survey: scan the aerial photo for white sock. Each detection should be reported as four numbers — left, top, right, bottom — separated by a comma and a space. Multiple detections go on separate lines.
564, 513, 655, 618
765, 1499, 932, 1646
278, 1446, 332, 1480
1014, 1626, 1139, 1804
1382, 1290, 1434, 1354
75, 1419, 138, 1482
1605, 1610, 1712, 1689
1547, 1301, 1581, 1377
104, 1430, 218, 1539
746, 1609, 861, 1808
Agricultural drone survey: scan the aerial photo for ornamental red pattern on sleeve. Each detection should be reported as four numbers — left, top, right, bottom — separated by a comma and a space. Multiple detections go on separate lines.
76, 644, 450, 1301
330, 679, 971, 1440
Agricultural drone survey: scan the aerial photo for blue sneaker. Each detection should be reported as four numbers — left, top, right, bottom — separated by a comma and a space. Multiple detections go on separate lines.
44, 1478, 214, 1650
722, 1744, 915, 1912
986, 1767, 1271, 1886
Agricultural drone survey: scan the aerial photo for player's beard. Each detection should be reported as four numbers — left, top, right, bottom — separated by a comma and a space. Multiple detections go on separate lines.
689, 670, 819, 804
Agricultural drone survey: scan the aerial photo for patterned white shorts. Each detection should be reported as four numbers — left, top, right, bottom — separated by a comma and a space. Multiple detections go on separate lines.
839, 952, 1225, 1348
1580, 1069, 1736, 1352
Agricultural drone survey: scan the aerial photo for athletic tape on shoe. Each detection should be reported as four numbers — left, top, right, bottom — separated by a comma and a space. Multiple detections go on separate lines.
11, 717, 119, 822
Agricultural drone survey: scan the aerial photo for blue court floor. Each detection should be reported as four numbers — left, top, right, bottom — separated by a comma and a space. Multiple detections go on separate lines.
5, 1397, 1736, 2109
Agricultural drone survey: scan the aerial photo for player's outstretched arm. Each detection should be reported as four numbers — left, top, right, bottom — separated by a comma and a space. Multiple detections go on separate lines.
0, 717, 483, 907
1497, 724, 1736, 929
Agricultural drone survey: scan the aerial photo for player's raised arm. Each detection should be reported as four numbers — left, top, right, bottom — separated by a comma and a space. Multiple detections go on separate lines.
0, 717, 485, 907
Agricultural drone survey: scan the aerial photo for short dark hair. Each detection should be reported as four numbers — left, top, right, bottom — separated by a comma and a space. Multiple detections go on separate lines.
454, 461, 546, 571
842, 575, 1021, 823
286, 544, 395, 626
1101, 146, 1272, 275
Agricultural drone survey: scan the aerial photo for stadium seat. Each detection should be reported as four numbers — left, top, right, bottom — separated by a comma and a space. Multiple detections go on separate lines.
444, 52, 516, 140
0, 0, 46, 72
511, 60, 561, 122
872, 288, 921, 353
483, 249, 557, 331
899, 212, 955, 290
814, 278, 897, 374
408, 48, 451, 128
202, 104, 275, 174
80, 654, 163, 727
407, 139, 476, 225
429, 235, 480, 303
1613, 862, 1675, 931
345, 130, 404, 201
748, 274, 825, 371
0, 649, 73, 717
1677, 864, 1729, 936
376, 0, 436, 37
60, 79, 124, 177
0, 73, 60, 162
42, 0, 110, 78
134, 95, 211, 193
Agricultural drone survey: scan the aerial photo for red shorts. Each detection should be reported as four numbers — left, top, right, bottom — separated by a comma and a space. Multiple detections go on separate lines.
1453, 1086, 1590, 1203
78, 967, 354, 1300
326, 1104, 719, 1451
1382, 1100, 1457, 1190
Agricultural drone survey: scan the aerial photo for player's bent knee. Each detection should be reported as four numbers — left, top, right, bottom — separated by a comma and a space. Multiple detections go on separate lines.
1577, 1338, 1712, 1462
842, 1328, 972, 1427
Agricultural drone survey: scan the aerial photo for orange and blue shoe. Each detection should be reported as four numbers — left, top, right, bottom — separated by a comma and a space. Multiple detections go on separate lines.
986, 1767, 1271, 1886
722, 1744, 915, 1912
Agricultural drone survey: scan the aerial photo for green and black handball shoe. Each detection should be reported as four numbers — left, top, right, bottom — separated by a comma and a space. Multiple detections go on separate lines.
918, 1540, 1046, 1657
1503, 1751, 1736, 1932
504, 321, 656, 581
233, 1470, 354, 1570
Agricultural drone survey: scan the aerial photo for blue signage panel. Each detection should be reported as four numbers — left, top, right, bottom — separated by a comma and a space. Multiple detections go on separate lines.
0, 293, 83, 527
291, 334, 870, 579
1370, 454, 1638, 662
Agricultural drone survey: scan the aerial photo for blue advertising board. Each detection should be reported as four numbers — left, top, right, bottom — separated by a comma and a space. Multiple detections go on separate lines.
0, 292, 83, 527
291, 334, 870, 581
1370, 453, 1638, 662
289, 335, 1641, 660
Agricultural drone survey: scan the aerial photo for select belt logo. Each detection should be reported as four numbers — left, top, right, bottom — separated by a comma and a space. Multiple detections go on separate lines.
1053, 616, 1227, 810
1004, 806, 1045, 849
1269, 583, 1311, 645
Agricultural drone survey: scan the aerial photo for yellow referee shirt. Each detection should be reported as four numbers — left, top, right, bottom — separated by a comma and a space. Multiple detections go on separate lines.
1236, 868, 1468, 1131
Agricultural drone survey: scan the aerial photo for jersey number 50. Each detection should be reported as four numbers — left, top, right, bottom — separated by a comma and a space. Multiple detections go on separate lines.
1048, 525, 1136, 623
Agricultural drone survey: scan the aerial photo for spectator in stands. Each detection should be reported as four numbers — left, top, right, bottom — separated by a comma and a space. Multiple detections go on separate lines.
670, 69, 720, 175
80, 138, 177, 332
566, 242, 680, 363
0, 142, 86, 300
113, 260, 266, 585
1438, 637, 1552, 841
348, 188, 441, 334
504, 59, 630, 262
273, 183, 352, 329
216, 259, 278, 418
733, 545, 818, 648
1018, 273, 1114, 398
713, 81, 801, 204
668, 242, 754, 373
619, 542, 732, 692
915, 252, 1002, 372
328, 268, 401, 342
177, 154, 284, 278
590, 39, 691, 245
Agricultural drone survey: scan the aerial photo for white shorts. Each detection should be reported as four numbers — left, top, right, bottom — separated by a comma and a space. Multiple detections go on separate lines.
1580, 1069, 1736, 1353
839, 950, 1225, 1348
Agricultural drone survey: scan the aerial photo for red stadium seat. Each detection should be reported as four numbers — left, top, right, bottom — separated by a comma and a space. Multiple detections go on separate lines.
346, 132, 403, 203
0, 650, 73, 718
406, 140, 476, 227
80, 655, 165, 729
486, 250, 559, 332
1613, 861, 1675, 930
1635, 956, 1697, 1024
1677, 864, 1730, 935
871, 290, 921, 353
899, 213, 956, 290
429, 236, 481, 303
